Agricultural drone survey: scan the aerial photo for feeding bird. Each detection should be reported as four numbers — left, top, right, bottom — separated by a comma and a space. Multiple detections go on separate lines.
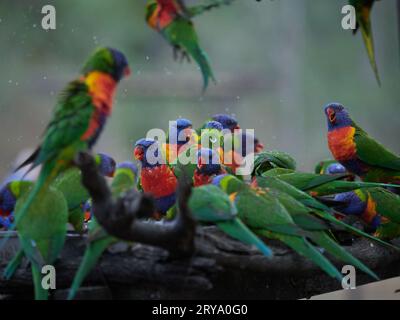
188, 184, 273, 258
331, 187, 400, 240
134, 138, 178, 216
193, 148, 226, 187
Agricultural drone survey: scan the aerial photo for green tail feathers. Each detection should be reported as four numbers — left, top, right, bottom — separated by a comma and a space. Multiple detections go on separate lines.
188, 45, 216, 92
258, 230, 343, 281
68, 238, 114, 300
217, 218, 273, 258
3, 249, 25, 280
360, 23, 381, 86
310, 231, 378, 280
32, 264, 48, 300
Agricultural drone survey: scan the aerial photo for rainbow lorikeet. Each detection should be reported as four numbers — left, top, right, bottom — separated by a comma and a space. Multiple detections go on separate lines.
3, 182, 68, 300
332, 187, 400, 240
194, 148, 226, 187
215, 174, 378, 279
212, 175, 346, 281
250, 175, 398, 250
52, 153, 116, 231
349, 0, 381, 85
188, 184, 273, 258
145, 0, 217, 91
325, 103, 400, 185
134, 138, 178, 216
199, 114, 240, 133
68, 162, 138, 300
11, 47, 130, 233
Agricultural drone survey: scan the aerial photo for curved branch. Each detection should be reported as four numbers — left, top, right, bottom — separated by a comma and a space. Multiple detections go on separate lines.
75, 152, 196, 255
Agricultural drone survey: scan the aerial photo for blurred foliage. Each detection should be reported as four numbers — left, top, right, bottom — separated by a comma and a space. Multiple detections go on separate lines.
0, 0, 399, 179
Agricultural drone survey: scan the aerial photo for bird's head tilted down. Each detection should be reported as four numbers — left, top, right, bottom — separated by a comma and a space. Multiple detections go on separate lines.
324, 103, 354, 131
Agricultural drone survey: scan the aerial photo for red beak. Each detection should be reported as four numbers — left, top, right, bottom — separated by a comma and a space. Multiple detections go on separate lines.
124, 67, 131, 77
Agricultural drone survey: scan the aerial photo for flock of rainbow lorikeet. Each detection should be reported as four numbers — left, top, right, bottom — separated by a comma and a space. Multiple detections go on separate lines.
0, 0, 395, 300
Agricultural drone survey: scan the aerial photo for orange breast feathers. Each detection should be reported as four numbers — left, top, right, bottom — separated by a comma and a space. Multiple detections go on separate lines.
327, 126, 357, 162
362, 197, 378, 224
85, 71, 117, 116
141, 165, 178, 198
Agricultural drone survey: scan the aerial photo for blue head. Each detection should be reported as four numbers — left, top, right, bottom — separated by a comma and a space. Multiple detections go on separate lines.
204, 121, 223, 131
0, 184, 17, 213
134, 138, 161, 168
326, 163, 347, 175
333, 191, 366, 216
324, 103, 354, 131
108, 47, 130, 82
197, 148, 222, 175
211, 114, 239, 132
96, 153, 117, 177
170, 118, 193, 146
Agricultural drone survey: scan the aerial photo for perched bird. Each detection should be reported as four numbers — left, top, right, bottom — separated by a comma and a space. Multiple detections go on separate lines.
332, 187, 400, 240
349, 0, 381, 85
145, 0, 216, 91
210, 114, 239, 132
213, 175, 346, 281
193, 148, 226, 187
251, 174, 397, 250
68, 162, 138, 300
6, 184, 68, 300
325, 103, 400, 185
188, 184, 273, 258
10, 47, 130, 231
134, 138, 178, 215
52, 153, 116, 231
215, 174, 378, 279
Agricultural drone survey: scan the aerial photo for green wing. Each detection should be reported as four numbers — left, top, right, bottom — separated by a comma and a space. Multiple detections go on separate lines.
366, 187, 400, 224
163, 17, 215, 91
354, 128, 400, 171
34, 80, 94, 166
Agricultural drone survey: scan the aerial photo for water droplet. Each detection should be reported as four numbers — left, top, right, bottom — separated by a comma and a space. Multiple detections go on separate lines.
8, 80, 12, 84
32, 24, 37, 28
145, 56, 150, 61
43, 76, 47, 80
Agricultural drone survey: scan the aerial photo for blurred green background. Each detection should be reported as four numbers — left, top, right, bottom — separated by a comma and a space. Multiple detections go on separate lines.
0, 0, 399, 179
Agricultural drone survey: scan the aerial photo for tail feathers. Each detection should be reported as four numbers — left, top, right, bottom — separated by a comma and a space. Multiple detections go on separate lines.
258, 230, 343, 281
217, 218, 273, 258
314, 209, 400, 252
359, 20, 381, 86
14, 147, 41, 173
68, 238, 114, 300
3, 249, 25, 280
187, 45, 216, 92
310, 231, 378, 280
32, 264, 48, 300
